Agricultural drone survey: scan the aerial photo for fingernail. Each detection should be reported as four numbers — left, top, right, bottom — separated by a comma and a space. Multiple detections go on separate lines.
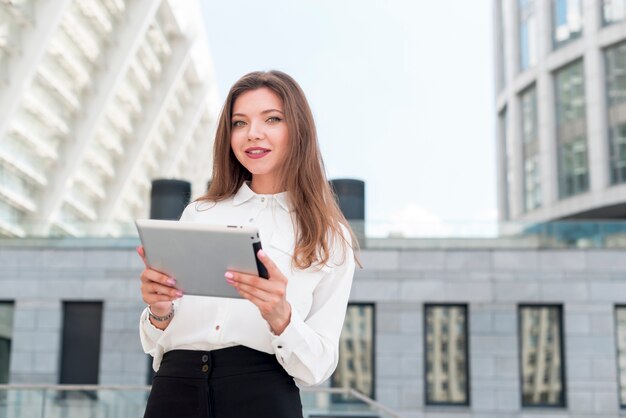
175, 290, 183, 298
224, 272, 234, 279
166, 277, 176, 285
258, 250, 266, 258
226, 278, 234, 285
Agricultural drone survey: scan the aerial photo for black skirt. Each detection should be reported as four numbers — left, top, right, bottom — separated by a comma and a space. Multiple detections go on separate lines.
144, 346, 303, 418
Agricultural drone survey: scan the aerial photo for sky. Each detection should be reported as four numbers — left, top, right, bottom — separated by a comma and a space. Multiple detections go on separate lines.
199, 0, 497, 236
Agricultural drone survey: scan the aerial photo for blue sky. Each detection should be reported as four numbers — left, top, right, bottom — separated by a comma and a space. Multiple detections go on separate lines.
199, 0, 497, 236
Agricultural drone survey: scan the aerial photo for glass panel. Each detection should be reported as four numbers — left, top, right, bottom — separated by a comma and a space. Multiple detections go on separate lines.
605, 42, 626, 185
521, 86, 541, 211
603, 0, 626, 25
519, 306, 565, 407
555, 60, 588, 198
0, 302, 14, 384
498, 0, 508, 90
616, 306, 626, 407
331, 304, 375, 400
425, 305, 469, 405
552, 0, 582, 48
519, 0, 537, 71
499, 108, 512, 220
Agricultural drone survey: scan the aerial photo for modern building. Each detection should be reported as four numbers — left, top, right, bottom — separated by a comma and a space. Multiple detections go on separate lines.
1, 237, 626, 417
0, 0, 220, 238
495, 0, 626, 223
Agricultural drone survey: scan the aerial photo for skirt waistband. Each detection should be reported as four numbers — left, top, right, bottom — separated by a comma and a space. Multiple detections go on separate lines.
156, 346, 283, 380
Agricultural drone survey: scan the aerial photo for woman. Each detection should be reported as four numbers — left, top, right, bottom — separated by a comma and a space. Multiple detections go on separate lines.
138, 70, 358, 418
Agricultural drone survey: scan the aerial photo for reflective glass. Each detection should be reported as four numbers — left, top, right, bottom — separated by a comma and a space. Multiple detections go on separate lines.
519, 306, 565, 407
552, 0, 582, 48
425, 305, 469, 405
500, 108, 513, 220
555, 60, 588, 198
616, 307, 626, 407
497, 0, 508, 90
331, 304, 375, 400
603, 0, 626, 24
519, 0, 537, 70
521, 86, 541, 211
0, 302, 14, 384
605, 42, 626, 184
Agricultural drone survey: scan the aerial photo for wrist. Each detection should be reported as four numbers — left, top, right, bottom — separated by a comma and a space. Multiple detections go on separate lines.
148, 303, 174, 322
270, 304, 292, 335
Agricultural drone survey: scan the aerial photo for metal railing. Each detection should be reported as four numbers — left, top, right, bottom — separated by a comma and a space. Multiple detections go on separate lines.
0, 384, 404, 418
4, 219, 626, 250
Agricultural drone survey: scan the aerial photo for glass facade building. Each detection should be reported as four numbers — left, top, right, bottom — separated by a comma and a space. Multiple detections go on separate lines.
496, 0, 626, 223
0, 0, 219, 237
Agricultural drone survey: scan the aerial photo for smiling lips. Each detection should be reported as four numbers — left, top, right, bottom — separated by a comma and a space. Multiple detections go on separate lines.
245, 147, 271, 159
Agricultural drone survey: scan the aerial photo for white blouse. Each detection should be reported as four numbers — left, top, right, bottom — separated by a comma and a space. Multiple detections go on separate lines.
140, 182, 355, 387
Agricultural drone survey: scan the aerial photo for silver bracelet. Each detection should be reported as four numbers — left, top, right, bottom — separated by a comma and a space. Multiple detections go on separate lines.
147, 304, 174, 322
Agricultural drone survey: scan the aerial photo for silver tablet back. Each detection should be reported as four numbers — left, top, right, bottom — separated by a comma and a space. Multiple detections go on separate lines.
135, 219, 263, 298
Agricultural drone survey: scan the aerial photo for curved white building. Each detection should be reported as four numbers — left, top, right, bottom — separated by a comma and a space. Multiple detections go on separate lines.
495, 0, 626, 223
0, 0, 220, 237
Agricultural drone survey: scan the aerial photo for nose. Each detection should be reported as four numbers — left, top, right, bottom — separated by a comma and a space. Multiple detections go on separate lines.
247, 121, 264, 141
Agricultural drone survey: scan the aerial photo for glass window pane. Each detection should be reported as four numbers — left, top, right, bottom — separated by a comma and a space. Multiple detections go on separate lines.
603, 0, 626, 25
331, 304, 375, 401
615, 306, 626, 407
0, 302, 14, 384
552, 0, 582, 48
519, 305, 565, 407
555, 60, 588, 198
605, 42, 626, 185
521, 85, 541, 211
519, 0, 537, 71
425, 305, 469, 405
500, 108, 512, 220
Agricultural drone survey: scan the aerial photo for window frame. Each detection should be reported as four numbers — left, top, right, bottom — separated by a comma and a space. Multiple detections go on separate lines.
517, 303, 567, 408
330, 302, 376, 402
423, 303, 471, 407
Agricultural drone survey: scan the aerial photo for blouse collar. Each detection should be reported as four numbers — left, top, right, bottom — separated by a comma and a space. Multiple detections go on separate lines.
233, 181, 292, 212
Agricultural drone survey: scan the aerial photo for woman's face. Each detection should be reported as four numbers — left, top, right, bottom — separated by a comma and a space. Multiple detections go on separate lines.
230, 87, 289, 192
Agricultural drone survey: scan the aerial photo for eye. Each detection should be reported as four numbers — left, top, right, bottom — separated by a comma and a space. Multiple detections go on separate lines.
232, 120, 246, 127
266, 116, 282, 123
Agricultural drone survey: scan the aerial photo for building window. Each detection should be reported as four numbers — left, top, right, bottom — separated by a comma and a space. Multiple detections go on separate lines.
60, 302, 103, 388
424, 304, 470, 406
603, 0, 626, 25
605, 42, 626, 185
0, 302, 14, 384
615, 306, 626, 407
519, 0, 537, 71
521, 85, 541, 211
552, 0, 582, 48
498, 0, 508, 90
500, 108, 513, 220
331, 303, 375, 401
519, 305, 566, 407
555, 60, 589, 198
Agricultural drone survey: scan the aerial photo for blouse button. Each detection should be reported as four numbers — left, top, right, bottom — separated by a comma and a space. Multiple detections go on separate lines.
215, 325, 220, 331
261, 197, 265, 202
277, 345, 283, 349
249, 218, 254, 223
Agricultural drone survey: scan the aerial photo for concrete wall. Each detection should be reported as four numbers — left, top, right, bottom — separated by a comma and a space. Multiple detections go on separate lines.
1, 242, 626, 417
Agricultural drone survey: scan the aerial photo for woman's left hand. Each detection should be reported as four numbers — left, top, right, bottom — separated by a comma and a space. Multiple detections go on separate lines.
225, 249, 291, 335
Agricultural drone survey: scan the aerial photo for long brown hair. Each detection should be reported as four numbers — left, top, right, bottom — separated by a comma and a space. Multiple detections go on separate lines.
198, 70, 358, 269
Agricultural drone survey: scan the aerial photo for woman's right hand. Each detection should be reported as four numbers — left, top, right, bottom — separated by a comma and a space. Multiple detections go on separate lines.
137, 246, 182, 314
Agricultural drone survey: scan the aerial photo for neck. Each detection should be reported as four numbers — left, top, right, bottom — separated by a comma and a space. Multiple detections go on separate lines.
250, 176, 282, 194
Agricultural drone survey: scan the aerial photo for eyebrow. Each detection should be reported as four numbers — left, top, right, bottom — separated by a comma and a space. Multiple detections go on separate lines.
232, 109, 285, 118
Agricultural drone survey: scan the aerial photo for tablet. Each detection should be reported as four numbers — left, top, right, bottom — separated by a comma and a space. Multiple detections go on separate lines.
135, 219, 269, 298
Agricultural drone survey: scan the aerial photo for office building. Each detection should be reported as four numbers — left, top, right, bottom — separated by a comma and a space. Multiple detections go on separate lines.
0, 0, 219, 238
496, 0, 626, 223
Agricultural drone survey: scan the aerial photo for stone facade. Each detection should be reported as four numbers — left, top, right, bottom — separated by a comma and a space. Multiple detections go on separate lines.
1, 240, 626, 417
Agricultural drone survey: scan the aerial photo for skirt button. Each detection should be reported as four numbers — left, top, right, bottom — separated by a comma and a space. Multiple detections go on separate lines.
202, 364, 209, 372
